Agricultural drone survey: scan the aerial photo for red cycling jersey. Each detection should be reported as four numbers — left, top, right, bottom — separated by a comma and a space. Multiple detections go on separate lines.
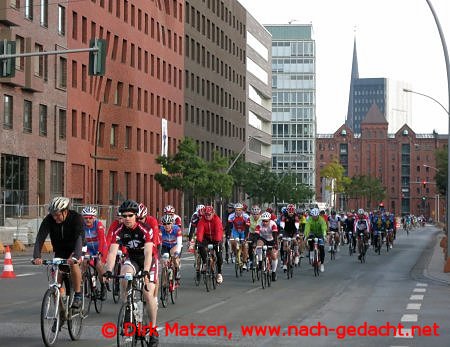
196, 214, 223, 243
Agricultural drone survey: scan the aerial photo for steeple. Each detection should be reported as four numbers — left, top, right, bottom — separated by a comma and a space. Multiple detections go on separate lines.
346, 36, 359, 130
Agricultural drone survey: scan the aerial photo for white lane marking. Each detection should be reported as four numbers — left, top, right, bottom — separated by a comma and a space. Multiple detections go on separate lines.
416, 283, 428, 287
183, 256, 195, 261
413, 288, 426, 293
196, 300, 226, 314
245, 287, 260, 294
409, 295, 424, 300
394, 328, 413, 338
406, 303, 421, 310
16, 272, 38, 277
401, 314, 418, 322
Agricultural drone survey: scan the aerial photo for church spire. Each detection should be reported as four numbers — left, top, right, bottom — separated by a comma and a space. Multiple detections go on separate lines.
346, 35, 359, 130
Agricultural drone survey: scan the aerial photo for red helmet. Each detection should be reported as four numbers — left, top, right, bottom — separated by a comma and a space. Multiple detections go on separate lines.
138, 203, 148, 218
242, 203, 248, 212
204, 206, 214, 215
287, 204, 296, 214
163, 205, 175, 214
266, 207, 273, 214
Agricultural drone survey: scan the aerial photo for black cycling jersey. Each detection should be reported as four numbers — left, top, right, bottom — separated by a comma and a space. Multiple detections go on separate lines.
33, 210, 84, 259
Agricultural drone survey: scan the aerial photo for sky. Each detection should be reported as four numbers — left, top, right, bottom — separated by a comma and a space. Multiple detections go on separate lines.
238, 0, 450, 134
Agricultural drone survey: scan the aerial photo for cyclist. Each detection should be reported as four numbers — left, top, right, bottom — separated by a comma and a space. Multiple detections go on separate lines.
344, 212, 356, 251
104, 199, 159, 346
371, 210, 386, 253
304, 208, 327, 272
81, 206, 108, 300
106, 206, 123, 251
265, 207, 278, 222
160, 214, 182, 280
327, 210, 341, 253
228, 203, 250, 270
33, 197, 84, 309
384, 211, 395, 249
188, 204, 205, 253
163, 204, 182, 227
247, 205, 262, 269
196, 206, 224, 284
223, 203, 235, 263
355, 208, 371, 261
137, 202, 160, 256
254, 212, 279, 281
279, 204, 300, 271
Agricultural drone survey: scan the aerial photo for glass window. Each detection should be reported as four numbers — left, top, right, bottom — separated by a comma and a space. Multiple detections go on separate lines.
3, 95, 13, 129
25, 0, 33, 20
58, 109, 66, 139
23, 100, 32, 133
58, 5, 66, 35
50, 161, 64, 196
39, 104, 47, 136
1, 154, 29, 212
40, 0, 48, 27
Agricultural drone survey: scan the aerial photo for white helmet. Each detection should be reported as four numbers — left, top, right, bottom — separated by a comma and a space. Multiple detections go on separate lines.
251, 206, 261, 214
358, 208, 365, 215
261, 212, 271, 221
234, 203, 243, 209
310, 208, 320, 217
196, 204, 205, 213
49, 197, 70, 213
81, 206, 97, 216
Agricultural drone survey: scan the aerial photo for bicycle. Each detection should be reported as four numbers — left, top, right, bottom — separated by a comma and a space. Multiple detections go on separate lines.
375, 231, 384, 255
308, 238, 321, 277
204, 243, 218, 292
386, 229, 394, 251
247, 240, 257, 283
231, 238, 244, 278
160, 252, 179, 307
37, 258, 86, 347
329, 231, 337, 261
256, 244, 272, 289
348, 231, 355, 256
357, 232, 368, 263
111, 272, 152, 347
282, 237, 295, 279
112, 249, 126, 304
82, 254, 104, 314
193, 242, 202, 286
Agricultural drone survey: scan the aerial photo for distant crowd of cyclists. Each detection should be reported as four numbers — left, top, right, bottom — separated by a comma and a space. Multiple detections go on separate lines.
31, 196, 427, 346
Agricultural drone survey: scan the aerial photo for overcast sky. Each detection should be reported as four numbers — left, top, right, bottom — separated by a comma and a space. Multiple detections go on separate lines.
238, 0, 450, 135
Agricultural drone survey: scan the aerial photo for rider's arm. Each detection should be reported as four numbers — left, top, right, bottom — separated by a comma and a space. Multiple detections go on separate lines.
105, 243, 119, 272
73, 235, 83, 259
196, 220, 204, 244
303, 221, 310, 239
33, 216, 51, 259
175, 227, 182, 254
294, 216, 300, 231
143, 241, 154, 273
97, 221, 107, 260
214, 215, 224, 243
320, 218, 327, 239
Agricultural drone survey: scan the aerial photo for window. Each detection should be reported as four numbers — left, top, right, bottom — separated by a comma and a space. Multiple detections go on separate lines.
137, 128, 141, 151
3, 95, 13, 129
34, 43, 44, 77
1, 154, 29, 210
38, 104, 47, 136
23, 100, 32, 133
50, 161, 64, 196
109, 171, 117, 203
40, 0, 48, 27
81, 112, 86, 139
71, 60, 77, 88
115, 81, 123, 105
15, 35, 24, 70
97, 122, 105, 147
58, 109, 66, 139
25, 0, 33, 20
110, 124, 118, 147
71, 110, 77, 137
58, 5, 66, 35
58, 57, 67, 89
81, 64, 87, 91
125, 126, 131, 149
128, 84, 133, 108
72, 11, 78, 40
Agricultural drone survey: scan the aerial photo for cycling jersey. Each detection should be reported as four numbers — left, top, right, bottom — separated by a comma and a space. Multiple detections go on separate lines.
84, 219, 107, 257
141, 215, 160, 257
255, 220, 278, 241
371, 215, 386, 235
354, 217, 370, 234
228, 212, 250, 239
280, 213, 300, 237
160, 224, 182, 254
33, 210, 84, 259
328, 215, 340, 231
304, 217, 327, 239
249, 215, 260, 233
197, 214, 224, 243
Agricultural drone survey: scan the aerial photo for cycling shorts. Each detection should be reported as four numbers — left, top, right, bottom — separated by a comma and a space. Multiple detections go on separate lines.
123, 257, 159, 283
231, 230, 245, 241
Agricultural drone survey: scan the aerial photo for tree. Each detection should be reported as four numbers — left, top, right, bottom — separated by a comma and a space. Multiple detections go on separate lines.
345, 175, 386, 210
435, 147, 447, 195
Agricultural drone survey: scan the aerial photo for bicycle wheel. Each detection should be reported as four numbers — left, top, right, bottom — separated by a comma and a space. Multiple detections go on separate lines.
40, 287, 60, 347
349, 240, 353, 256
117, 303, 135, 347
204, 264, 212, 292
266, 258, 272, 287
160, 267, 169, 308
112, 262, 121, 303
286, 252, 291, 279
170, 269, 178, 304
377, 237, 381, 255
260, 258, 266, 289
211, 257, 217, 290
140, 300, 152, 346
93, 275, 103, 314
68, 288, 84, 341
194, 252, 201, 286
313, 250, 320, 277
83, 272, 92, 316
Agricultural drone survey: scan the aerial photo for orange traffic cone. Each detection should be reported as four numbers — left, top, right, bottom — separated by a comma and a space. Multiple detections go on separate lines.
1, 246, 16, 278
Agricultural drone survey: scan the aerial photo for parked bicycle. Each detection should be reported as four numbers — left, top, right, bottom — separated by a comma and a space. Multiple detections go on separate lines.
37, 258, 86, 347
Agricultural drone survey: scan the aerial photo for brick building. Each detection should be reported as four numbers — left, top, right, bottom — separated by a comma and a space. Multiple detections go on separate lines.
316, 103, 447, 219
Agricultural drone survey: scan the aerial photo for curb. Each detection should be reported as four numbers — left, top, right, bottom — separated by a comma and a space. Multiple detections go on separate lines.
422, 230, 450, 286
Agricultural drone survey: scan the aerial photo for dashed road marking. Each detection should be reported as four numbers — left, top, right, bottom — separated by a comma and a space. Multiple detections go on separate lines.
412, 288, 426, 293
406, 303, 421, 310
409, 295, 424, 300
196, 300, 226, 314
416, 283, 428, 287
394, 328, 413, 338
401, 314, 418, 322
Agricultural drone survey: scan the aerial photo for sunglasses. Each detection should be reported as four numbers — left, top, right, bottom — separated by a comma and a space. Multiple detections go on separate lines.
262, 220, 269, 222
122, 213, 135, 218
83, 216, 94, 220
138, 217, 146, 221
163, 222, 172, 225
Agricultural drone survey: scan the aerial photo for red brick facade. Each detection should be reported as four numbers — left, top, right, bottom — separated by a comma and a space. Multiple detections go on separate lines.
316, 104, 446, 219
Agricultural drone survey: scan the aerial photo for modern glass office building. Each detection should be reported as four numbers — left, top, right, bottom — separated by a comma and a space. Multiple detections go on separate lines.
265, 24, 316, 192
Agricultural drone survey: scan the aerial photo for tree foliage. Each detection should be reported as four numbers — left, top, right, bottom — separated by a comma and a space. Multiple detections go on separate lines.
320, 160, 351, 193
344, 175, 386, 209
435, 147, 447, 195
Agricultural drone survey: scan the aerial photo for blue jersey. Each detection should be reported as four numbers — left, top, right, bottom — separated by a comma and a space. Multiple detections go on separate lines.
160, 224, 182, 249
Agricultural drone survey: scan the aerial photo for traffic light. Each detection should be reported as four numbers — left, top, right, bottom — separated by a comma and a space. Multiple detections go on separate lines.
422, 196, 426, 201
422, 180, 427, 189
88, 38, 106, 76
0, 40, 16, 78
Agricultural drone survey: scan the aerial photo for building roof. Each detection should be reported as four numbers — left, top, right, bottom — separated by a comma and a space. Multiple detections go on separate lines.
361, 103, 388, 125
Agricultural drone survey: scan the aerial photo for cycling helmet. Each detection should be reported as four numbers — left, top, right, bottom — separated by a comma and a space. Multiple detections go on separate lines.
251, 206, 261, 214
243, 203, 248, 212
49, 197, 70, 213
204, 205, 214, 215
138, 203, 148, 218
161, 214, 174, 224
261, 212, 271, 221
310, 208, 320, 217
196, 204, 205, 213
119, 199, 139, 214
227, 203, 235, 209
81, 206, 97, 217
266, 207, 273, 213
357, 208, 365, 215
234, 203, 243, 209
287, 204, 296, 214
163, 205, 175, 214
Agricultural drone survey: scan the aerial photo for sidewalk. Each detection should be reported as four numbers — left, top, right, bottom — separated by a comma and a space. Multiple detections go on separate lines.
423, 227, 450, 285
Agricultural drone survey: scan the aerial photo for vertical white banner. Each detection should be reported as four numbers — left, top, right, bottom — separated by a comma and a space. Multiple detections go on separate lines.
161, 118, 168, 157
